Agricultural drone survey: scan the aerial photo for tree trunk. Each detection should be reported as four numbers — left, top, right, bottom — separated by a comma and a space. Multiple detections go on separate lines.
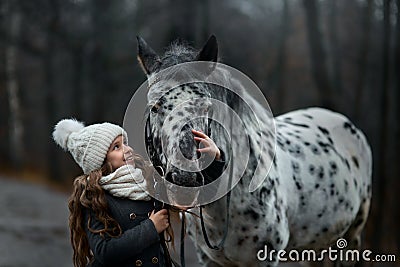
276, 0, 290, 113
302, 0, 334, 109
166, 0, 197, 43
72, 45, 83, 117
89, 0, 115, 121
394, 0, 400, 251
355, 0, 373, 120
5, 0, 24, 168
328, 0, 343, 100
44, 0, 62, 181
375, 0, 393, 252
196, 0, 210, 44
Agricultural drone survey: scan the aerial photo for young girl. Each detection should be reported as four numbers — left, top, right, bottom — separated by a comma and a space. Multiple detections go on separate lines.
53, 119, 224, 267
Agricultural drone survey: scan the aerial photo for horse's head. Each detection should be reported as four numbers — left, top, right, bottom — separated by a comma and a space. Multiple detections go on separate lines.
137, 36, 220, 187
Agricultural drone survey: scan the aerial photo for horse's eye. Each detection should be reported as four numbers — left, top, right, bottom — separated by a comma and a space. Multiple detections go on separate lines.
151, 103, 161, 113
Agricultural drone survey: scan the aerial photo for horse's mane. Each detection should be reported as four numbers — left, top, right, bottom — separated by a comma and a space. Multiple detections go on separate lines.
160, 40, 198, 68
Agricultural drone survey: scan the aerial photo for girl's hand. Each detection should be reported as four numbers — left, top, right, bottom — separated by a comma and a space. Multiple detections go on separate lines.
149, 209, 169, 233
192, 129, 221, 160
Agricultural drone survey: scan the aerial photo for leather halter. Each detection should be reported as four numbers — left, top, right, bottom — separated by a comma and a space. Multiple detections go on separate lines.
144, 113, 232, 267
145, 117, 164, 176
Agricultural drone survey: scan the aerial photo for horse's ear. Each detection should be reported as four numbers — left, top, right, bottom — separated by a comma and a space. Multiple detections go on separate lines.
137, 36, 161, 75
196, 35, 218, 62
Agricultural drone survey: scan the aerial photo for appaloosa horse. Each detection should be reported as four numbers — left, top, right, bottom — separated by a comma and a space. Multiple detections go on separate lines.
137, 36, 372, 267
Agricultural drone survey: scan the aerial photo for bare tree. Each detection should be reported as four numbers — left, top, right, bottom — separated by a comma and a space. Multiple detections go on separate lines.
375, 0, 393, 251
44, 0, 62, 181
302, 0, 334, 109
394, 0, 400, 251
328, 0, 343, 98
193, 0, 210, 44
355, 0, 373, 120
4, 0, 24, 167
88, 0, 127, 122
166, 0, 197, 43
275, 0, 290, 113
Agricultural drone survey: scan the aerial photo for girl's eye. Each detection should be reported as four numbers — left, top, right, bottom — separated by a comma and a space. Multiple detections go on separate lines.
113, 144, 119, 150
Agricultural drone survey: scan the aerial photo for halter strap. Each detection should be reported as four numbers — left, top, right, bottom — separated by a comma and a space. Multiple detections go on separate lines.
145, 110, 234, 264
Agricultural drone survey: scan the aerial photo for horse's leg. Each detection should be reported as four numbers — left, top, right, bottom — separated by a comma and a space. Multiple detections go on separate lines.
334, 198, 371, 267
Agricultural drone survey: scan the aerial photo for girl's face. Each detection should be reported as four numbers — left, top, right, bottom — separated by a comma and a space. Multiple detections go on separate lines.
106, 135, 135, 169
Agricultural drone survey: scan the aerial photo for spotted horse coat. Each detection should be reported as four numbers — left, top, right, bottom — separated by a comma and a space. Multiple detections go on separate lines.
137, 36, 372, 267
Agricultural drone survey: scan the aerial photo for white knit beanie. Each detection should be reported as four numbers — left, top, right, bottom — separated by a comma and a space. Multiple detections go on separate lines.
52, 119, 128, 174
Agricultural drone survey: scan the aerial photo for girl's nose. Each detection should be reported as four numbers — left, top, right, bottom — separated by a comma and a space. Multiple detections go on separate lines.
123, 144, 133, 154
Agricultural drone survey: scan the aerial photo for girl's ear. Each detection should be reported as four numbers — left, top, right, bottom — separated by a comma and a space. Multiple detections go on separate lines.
137, 36, 161, 75
195, 35, 218, 62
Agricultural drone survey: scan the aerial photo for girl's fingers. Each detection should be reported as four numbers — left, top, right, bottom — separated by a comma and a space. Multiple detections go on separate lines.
194, 136, 210, 142
193, 129, 220, 158
194, 137, 211, 146
192, 129, 208, 139
194, 137, 211, 147
197, 147, 212, 153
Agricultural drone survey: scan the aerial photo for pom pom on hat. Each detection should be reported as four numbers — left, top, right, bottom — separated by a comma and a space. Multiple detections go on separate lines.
53, 119, 84, 150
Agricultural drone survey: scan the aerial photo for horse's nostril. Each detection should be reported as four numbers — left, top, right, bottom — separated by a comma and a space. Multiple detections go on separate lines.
166, 172, 179, 183
165, 172, 173, 183
196, 172, 205, 186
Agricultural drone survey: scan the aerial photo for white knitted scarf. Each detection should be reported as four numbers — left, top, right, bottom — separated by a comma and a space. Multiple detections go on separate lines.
99, 165, 151, 201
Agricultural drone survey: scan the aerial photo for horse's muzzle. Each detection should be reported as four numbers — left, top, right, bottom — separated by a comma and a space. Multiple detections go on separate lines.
165, 167, 204, 187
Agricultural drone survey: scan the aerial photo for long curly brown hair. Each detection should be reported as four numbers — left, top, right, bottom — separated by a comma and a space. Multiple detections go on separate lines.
68, 152, 173, 267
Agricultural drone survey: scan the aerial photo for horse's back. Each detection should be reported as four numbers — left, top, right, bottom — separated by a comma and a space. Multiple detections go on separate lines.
276, 107, 372, 181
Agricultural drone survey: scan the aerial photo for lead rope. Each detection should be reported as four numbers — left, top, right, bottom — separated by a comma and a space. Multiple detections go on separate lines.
178, 161, 233, 267
179, 150, 233, 267
172, 206, 199, 267
180, 211, 186, 267
199, 152, 233, 250
153, 168, 175, 267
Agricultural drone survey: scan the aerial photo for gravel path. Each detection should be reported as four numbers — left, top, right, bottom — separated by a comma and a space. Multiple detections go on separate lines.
0, 177, 72, 267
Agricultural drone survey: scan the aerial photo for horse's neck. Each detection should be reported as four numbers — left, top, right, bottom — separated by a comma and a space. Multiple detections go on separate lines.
202, 165, 278, 215
202, 85, 278, 217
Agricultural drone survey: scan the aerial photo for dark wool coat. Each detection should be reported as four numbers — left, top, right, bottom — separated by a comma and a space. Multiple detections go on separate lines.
84, 195, 164, 267
84, 155, 226, 267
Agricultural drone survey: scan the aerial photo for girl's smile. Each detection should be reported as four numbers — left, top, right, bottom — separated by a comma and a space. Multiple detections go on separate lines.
124, 154, 135, 165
